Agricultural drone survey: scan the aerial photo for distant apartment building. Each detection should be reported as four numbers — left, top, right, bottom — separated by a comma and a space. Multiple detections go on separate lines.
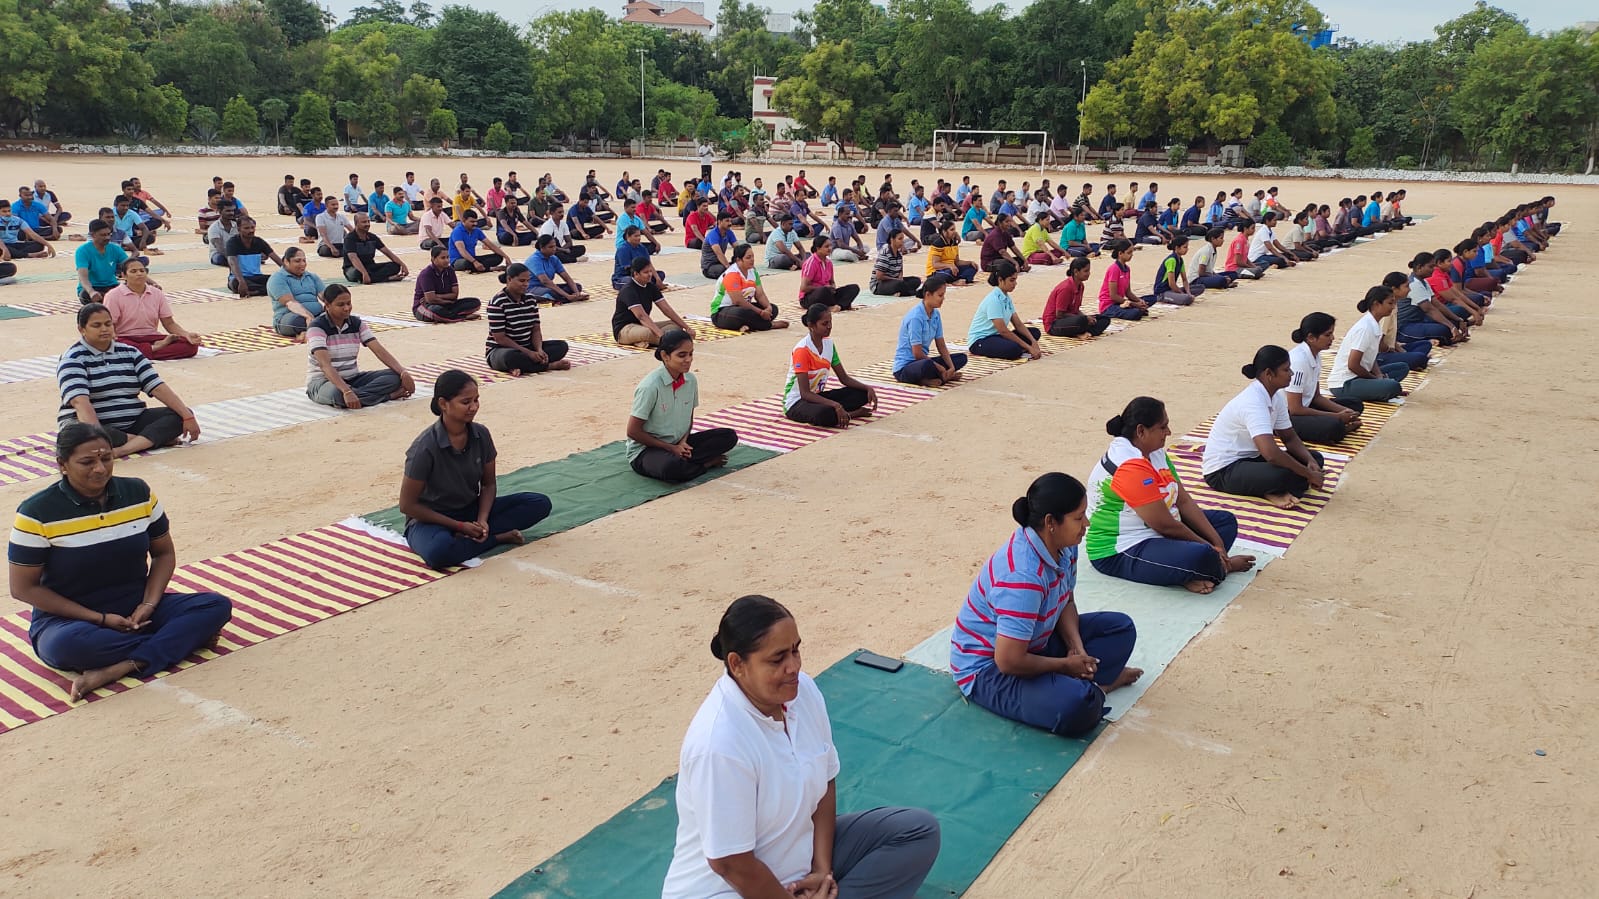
620, 0, 713, 35
752, 75, 800, 139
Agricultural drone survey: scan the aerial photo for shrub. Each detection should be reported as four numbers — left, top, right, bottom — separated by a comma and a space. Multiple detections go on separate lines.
1095, 158, 1112, 174
290, 91, 336, 153
1393, 155, 1418, 170
483, 121, 512, 153
1167, 143, 1189, 168
1345, 127, 1378, 168
1246, 125, 1293, 168
426, 108, 458, 145
221, 95, 259, 143
188, 105, 220, 145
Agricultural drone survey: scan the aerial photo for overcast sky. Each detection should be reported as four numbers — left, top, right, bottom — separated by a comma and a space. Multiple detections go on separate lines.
323, 0, 1594, 44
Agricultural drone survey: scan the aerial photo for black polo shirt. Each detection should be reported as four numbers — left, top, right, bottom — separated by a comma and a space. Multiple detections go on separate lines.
403, 421, 496, 521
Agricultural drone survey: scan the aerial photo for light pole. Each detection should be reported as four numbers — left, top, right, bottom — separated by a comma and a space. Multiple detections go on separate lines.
638, 49, 647, 145
1076, 60, 1087, 160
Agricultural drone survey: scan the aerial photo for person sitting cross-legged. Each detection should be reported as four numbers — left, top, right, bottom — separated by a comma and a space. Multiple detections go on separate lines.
413, 245, 483, 323
305, 285, 416, 409
57, 303, 201, 458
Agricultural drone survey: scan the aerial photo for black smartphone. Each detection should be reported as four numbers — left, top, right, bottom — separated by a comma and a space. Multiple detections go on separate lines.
853, 650, 903, 673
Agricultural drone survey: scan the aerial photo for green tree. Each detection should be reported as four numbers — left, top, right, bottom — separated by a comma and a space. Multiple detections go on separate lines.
771, 40, 885, 147
529, 10, 634, 144
1246, 123, 1293, 167
483, 121, 512, 152
1456, 27, 1599, 170
426, 107, 457, 145
259, 97, 290, 145
188, 105, 220, 144
264, 0, 327, 46
291, 90, 337, 152
418, 7, 530, 131
708, 2, 805, 118
24, 0, 163, 136
145, 83, 189, 141
1345, 126, 1378, 167
398, 73, 446, 130
145, 13, 254, 110
0, 0, 53, 134
221, 95, 259, 142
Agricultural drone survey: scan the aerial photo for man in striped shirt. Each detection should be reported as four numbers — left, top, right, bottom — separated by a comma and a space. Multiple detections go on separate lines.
8, 423, 231, 700
58, 303, 200, 458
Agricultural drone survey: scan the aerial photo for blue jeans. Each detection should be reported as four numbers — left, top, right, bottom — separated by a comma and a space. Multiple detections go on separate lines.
1398, 320, 1454, 345
404, 492, 553, 569
1330, 361, 1409, 402
31, 587, 232, 674
970, 327, 1040, 360
1102, 304, 1146, 320
964, 613, 1137, 738
1252, 253, 1286, 269
1194, 273, 1233, 289
1379, 338, 1432, 372
1090, 510, 1238, 586
893, 352, 967, 384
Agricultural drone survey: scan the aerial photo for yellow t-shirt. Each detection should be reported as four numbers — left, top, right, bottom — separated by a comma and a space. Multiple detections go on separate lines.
453, 192, 475, 222
926, 243, 960, 276
1021, 224, 1051, 257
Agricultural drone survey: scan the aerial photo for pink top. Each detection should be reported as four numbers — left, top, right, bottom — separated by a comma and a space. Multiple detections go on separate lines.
102, 283, 172, 339
799, 253, 833, 299
1097, 262, 1130, 313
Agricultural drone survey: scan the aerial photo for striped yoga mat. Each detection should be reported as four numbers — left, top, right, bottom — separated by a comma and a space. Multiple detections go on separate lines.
1173, 401, 1400, 457
0, 434, 60, 486
200, 318, 416, 354
850, 354, 1022, 390
0, 354, 64, 385
565, 319, 745, 352
4, 287, 238, 318
691, 383, 935, 453
0, 521, 452, 735
1166, 449, 1347, 552
407, 342, 631, 385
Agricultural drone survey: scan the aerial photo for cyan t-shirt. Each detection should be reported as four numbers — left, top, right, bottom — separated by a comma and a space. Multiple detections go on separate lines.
386, 200, 412, 225
893, 302, 943, 373
967, 287, 1016, 343
74, 242, 129, 288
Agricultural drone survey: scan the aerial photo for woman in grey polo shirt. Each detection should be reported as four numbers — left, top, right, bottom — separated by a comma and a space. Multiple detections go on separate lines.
398, 369, 552, 569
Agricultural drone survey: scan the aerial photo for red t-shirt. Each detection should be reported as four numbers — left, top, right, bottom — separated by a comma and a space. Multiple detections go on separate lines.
637, 200, 658, 220
1042, 277, 1085, 327
1226, 233, 1252, 271
685, 209, 715, 246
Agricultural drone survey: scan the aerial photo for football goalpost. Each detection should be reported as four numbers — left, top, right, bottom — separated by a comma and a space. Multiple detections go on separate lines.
931, 129, 1050, 176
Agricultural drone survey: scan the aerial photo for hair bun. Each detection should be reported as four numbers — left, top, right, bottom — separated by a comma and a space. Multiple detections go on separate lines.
1105, 414, 1123, 436
1241, 363, 1257, 379
710, 634, 726, 660
1010, 496, 1030, 527
429, 396, 442, 416
1290, 328, 1305, 343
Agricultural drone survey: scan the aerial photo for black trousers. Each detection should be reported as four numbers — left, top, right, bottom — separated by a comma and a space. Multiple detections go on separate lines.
785, 387, 870, 427
870, 276, 921, 297
344, 261, 402, 282
1047, 314, 1110, 337
631, 427, 738, 483
800, 283, 860, 310
553, 245, 586, 264
1290, 402, 1364, 445
228, 273, 270, 295
452, 252, 504, 271
712, 303, 780, 332
105, 408, 184, 449
1203, 449, 1327, 498
486, 340, 569, 374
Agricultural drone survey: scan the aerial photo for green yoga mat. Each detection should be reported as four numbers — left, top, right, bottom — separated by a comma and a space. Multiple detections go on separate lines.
0, 305, 40, 320
361, 440, 777, 552
493, 655, 1099, 898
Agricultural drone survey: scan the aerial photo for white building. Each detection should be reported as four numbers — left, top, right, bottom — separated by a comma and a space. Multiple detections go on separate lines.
752, 76, 800, 140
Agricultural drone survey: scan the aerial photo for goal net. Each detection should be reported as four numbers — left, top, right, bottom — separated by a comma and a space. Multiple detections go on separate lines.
931, 130, 1051, 176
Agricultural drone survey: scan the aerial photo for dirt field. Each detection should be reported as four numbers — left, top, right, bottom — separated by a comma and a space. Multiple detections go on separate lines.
0, 152, 1591, 898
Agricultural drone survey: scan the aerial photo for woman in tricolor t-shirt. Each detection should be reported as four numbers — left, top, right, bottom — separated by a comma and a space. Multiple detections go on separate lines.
782, 304, 877, 428
1085, 397, 1255, 594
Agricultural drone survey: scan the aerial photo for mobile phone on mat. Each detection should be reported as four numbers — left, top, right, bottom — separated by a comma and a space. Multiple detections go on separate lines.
853, 651, 903, 673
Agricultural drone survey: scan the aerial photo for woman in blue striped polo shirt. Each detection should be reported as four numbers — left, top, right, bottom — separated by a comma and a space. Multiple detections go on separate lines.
949, 473, 1141, 737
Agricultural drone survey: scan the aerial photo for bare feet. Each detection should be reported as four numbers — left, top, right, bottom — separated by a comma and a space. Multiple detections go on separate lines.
1264, 492, 1298, 510
291, 333, 307, 344
70, 659, 139, 701
1226, 554, 1257, 573
495, 529, 527, 547
772, 320, 790, 329
1107, 667, 1143, 691
848, 407, 871, 421
1183, 579, 1216, 595
705, 454, 728, 470
920, 378, 943, 388
549, 360, 572, 371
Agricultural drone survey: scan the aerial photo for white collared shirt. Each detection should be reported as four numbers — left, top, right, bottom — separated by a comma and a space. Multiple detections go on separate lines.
1203, 380, 1291, 475
663, 672, 840, 898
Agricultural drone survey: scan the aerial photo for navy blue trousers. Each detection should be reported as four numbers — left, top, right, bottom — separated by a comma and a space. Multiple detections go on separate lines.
965, 613, 1137, 737
1090, 509, 1239, 586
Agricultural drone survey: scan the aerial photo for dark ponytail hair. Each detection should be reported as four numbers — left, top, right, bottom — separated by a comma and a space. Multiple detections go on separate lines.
1409, 251, 1434, 269
710, 594, 793, 668
1067, 256, 1091, 276
429, 368, 477, 416
1010, 472, 1086, 531
1241, 344, 1291, 380
321, 283, 350, 304
986, 259, 1018, 286
1291, 312, 1336, 343
655, 327, 693, 360
55, 421, 114, 463
500, 262, 531, 284
1357, 285, 1391, 313
1167, 234, 1189, 250
1105, 396, 1166, 440
1381, 271, 1407, 289
801, 302, 830, 326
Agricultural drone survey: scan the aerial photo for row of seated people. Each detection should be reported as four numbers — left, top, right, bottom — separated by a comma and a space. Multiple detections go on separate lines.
12, 197, 1560, 896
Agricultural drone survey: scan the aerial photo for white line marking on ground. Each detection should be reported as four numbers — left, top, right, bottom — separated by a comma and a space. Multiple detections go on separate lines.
145, 461, 211, 483
705, 480, 800, 501
859, 429, 939, 443
148, 681, 314, 747
510, 559, 642, 597
1117, 709, 1234, 754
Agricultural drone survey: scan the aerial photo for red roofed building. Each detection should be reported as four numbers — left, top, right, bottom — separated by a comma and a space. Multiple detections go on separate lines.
621, 0, 712, 34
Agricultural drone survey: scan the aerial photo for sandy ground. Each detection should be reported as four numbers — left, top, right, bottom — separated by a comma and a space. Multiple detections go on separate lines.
0, 152, 1592, 898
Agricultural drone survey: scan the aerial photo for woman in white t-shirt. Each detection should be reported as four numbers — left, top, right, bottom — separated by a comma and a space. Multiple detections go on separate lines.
1201, 345, 1327, 508
1085, 396, 1255, 594
1327, 287, 1410, 404
664, 596, 939, 899
1286, 312, 1364, 445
